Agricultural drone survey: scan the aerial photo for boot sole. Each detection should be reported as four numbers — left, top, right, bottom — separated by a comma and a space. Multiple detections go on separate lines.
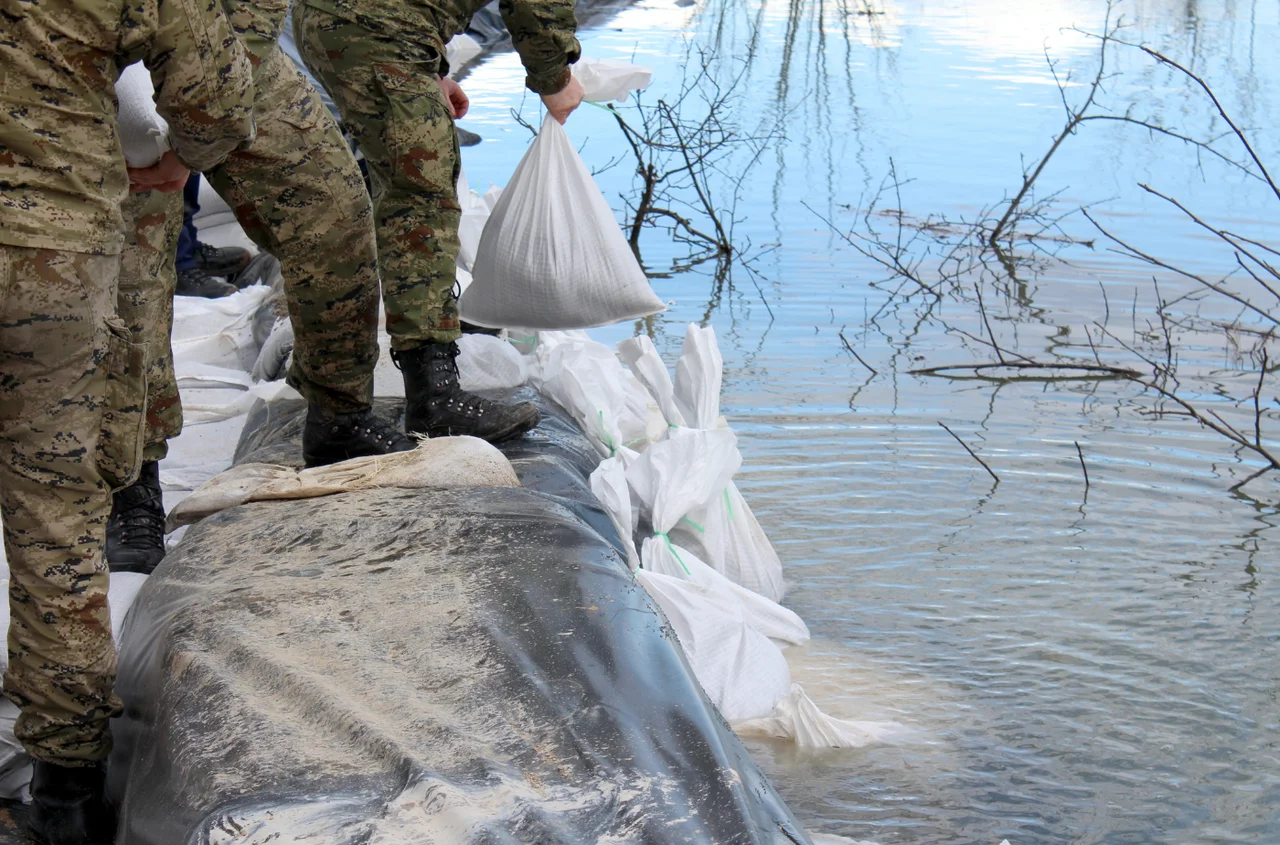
419, 409, 540, 444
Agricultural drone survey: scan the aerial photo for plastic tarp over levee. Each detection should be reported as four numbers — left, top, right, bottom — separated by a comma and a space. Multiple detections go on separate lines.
109, 396, 812, 845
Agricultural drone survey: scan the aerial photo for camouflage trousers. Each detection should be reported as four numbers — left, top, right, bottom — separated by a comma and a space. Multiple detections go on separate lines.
119, 189, 185, 461
295, 5, 464, 349
0, 246, 127, 765
119, 45, 383, 441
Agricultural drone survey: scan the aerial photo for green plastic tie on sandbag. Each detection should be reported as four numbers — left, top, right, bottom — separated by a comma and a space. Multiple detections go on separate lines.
680, 516, 704, 533
653, 532, 691, 575
724, 487, 735, 521
598, 410, 616, 457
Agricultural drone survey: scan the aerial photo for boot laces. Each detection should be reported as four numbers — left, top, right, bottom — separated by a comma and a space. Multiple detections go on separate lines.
114, 481, 165, 545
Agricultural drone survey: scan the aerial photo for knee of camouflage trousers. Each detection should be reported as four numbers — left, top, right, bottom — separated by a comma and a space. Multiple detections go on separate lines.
206, 46, 381, 416
118, 189, 186, 465
295, 7, 464, 351
0, 246, 124, 766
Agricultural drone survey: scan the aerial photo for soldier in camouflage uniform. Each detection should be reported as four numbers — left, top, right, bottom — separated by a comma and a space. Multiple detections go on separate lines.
106, 0, 584, 571
294, 0, 585, 440
0, 0, 255, 837
105, 0, 429, 572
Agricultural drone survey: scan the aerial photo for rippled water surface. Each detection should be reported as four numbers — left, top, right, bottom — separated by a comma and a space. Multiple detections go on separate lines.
458, 1, 1279, 842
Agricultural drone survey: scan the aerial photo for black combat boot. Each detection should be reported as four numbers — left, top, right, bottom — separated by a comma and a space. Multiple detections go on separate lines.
27, 761, 116, 845
194, 241, 252, 277
302, 407, 417, 468
397, 342, 539, 442
175, 266, 235, 298
106, 460, 166, 575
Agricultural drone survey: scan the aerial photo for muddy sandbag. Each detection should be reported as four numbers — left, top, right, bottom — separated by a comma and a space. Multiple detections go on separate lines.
110, 398, 811, 845
165, 436, 520, 530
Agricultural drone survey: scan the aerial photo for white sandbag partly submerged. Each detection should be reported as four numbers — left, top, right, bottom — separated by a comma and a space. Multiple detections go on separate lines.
116, 62, 169, 168
733, 684, 906, 749
460, 114, 665, 330
166, 437, 521, 530
634, 568, 791, 721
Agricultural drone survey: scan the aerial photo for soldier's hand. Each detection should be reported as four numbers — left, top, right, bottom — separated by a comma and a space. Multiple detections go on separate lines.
540, 75, 584, 125
127, 150, 191, 193
439, 77, 470, 120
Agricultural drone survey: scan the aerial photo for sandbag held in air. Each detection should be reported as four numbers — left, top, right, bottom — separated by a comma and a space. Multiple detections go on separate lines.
461, 114, 665, 330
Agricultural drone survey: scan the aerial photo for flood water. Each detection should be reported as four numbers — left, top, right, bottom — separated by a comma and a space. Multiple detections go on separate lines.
458, 1, 1279, 842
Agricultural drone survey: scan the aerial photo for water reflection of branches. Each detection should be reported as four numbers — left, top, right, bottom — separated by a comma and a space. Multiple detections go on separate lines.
809, 1, 1279, 494
607, 45, 782, 319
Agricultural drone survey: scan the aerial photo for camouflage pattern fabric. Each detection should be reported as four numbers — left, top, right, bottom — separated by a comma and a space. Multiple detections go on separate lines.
300, 0, 580, 93
118, 190, 185, 463
0, 0, 256, 766
117, 46, 382, 426
296, 8, 465, 348
207, 45, 383, 413
0, 246, 125, 765
0, 0, 257, 256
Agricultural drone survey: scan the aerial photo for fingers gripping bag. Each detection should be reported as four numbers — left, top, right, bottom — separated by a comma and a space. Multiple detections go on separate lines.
460, 114, 665, 330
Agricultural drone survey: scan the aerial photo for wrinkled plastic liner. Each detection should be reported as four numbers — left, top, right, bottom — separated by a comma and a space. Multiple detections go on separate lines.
110, 395, 810, 844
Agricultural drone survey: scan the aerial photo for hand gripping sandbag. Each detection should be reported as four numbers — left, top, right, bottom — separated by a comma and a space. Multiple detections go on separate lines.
461, 115, 665, 330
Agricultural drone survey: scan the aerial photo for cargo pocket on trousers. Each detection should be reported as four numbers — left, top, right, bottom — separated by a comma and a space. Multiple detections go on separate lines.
97, 317, 149, 491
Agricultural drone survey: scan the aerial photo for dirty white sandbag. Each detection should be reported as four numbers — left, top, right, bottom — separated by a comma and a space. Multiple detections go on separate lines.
456, 333, 527, 391
460, 114, 665, 330
167, 437, 520, 529
733, 684, 905, 749
589, 454, 640, 571
116, 62, 169, 167
171, 284, 273, 372
572, 58, 652, 103
635, 568, 790, 720
617, 335, 685, 427
641, 537, 807, 645
251, 318, 294, 382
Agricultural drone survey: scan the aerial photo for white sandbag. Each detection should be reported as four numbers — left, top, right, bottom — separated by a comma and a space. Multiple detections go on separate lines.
456, 333, 528, 391
116, 62, 169, 167
671, 483, 786, 602
445, 33, 482, 75
625, 427, 741, 532
251, 318, 294, 382
460, 114, 665, 330
456, 168, 490, 274
588, 454, 640, 571
665, 323, 786, 600
616, 335, 685, 427
166, 437, 520, 529
635, 569, 790, 721
171, 284, 273, 373
641, 537, 807, 646
532, 336, 666, 457
673, 323, 725, 430
572, 58, 652, 103
733, 684, 905, 750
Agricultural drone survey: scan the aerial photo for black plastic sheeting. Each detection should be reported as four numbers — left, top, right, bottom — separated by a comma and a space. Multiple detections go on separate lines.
109, 393, 812, 844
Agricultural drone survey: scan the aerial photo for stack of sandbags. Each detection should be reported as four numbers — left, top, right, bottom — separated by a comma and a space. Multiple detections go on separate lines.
539, 323, 900, 748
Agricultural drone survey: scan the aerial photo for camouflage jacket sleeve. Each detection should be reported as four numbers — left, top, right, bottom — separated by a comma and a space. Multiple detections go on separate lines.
120, 0, 257, 172
497, 0, 581, 95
